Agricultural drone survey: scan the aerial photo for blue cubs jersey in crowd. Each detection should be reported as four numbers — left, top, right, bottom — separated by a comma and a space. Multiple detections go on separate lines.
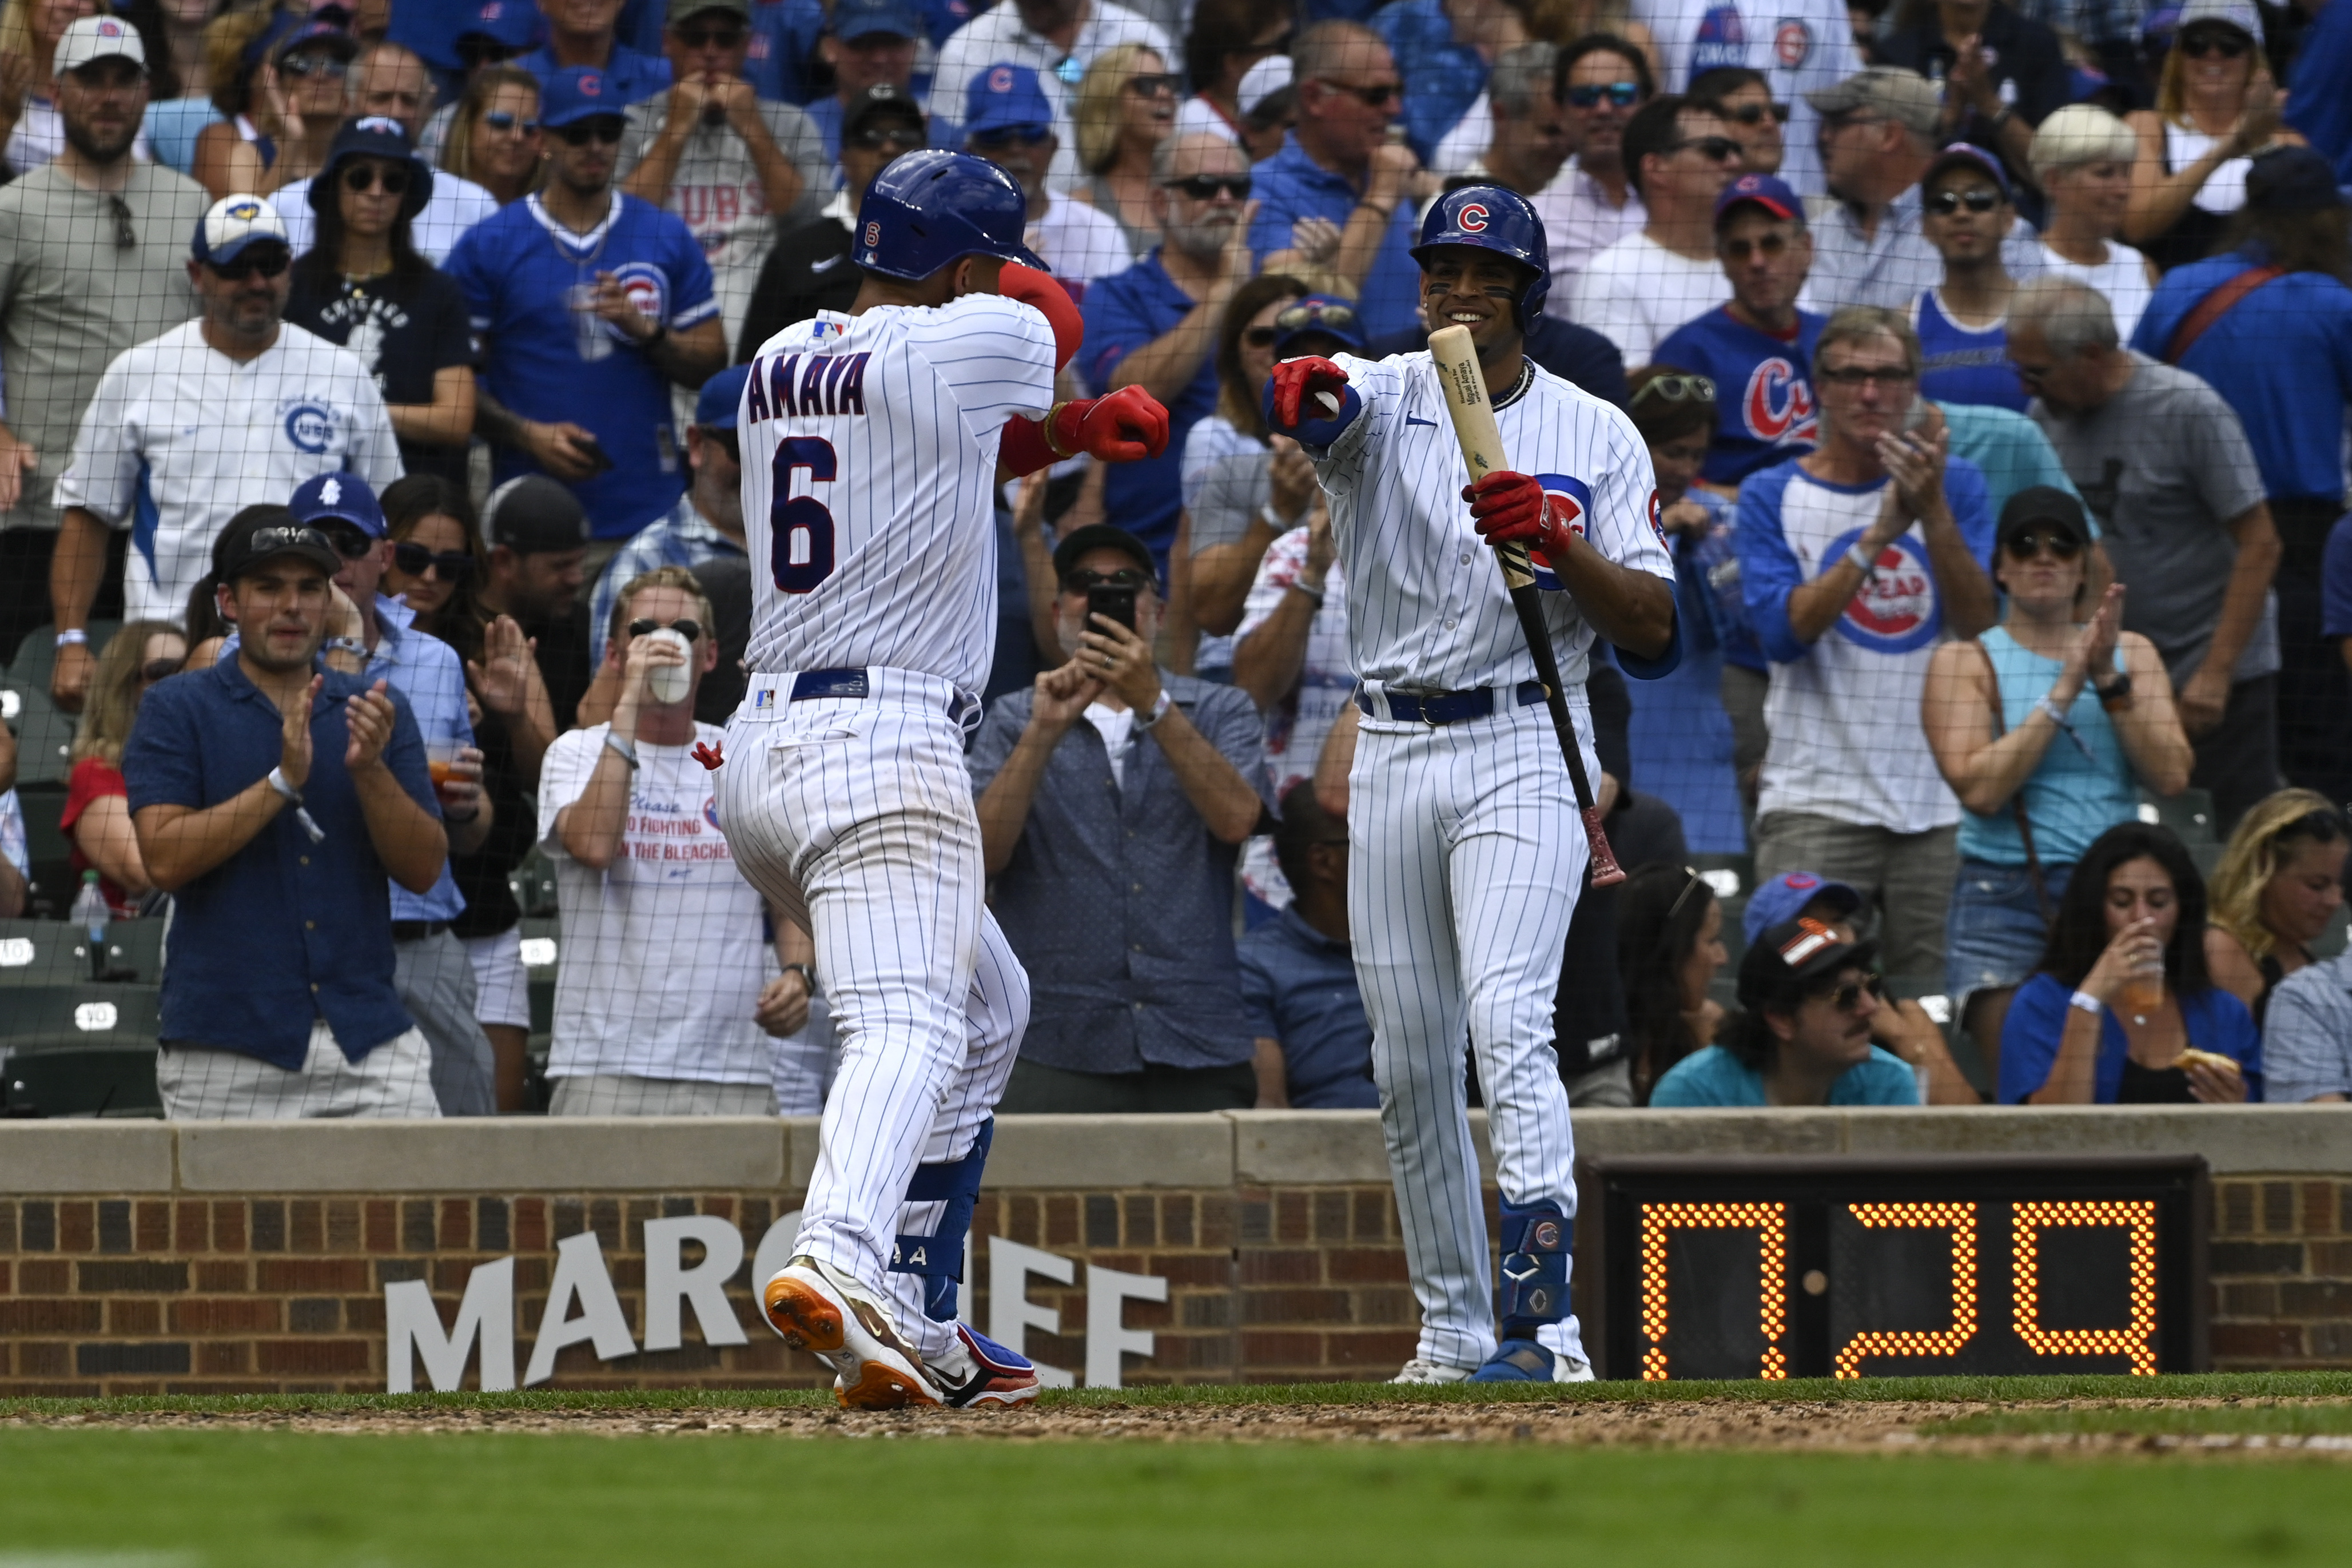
1653, 305, 1826, 485
1912, 290, 2028, 413
445, 193, 718, 540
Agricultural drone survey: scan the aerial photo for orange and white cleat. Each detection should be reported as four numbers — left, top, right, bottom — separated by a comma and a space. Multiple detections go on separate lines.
763, 1254, 942, 1410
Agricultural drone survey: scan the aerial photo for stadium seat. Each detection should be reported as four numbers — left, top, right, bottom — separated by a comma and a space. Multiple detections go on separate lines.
6, 687, 78, 787
0, 984, 162, 1052
1, 1046, 161, 1117
2139, 788, 2220, 846
6, 620, 120, 690
18, 783, 74, 914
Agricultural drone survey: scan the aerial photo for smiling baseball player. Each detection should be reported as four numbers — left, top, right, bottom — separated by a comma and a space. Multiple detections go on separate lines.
1264, 187, 1677, 1383
716, 150, 1168, 1408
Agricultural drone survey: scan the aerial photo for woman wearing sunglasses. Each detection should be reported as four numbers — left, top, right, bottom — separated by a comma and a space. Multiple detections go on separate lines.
1999, 822, 2258, 1104
2204, 790, 2350, 1029
439, 66, 545, 208
2125, 1, 2303, 273
61, 619, 187, 918
1072, 43, 1179, 263
192, 13, 355, 200
283, 118, 476, 487
1923, 486, 2190, 1075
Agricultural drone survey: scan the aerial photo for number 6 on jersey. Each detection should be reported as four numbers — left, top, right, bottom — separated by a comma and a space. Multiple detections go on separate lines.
772, 436, 837, 594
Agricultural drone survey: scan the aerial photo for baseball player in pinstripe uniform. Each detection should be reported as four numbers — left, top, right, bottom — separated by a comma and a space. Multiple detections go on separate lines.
1265, 188, 1678, 1383
716, 152, 1168, 1408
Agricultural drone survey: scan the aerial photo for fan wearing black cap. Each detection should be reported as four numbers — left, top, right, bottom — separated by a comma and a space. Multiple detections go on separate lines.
120, 510, 450, 1119
285, 117, 477, 488
1648, 917, 1921, 1106
1923, 485, 2192, 1068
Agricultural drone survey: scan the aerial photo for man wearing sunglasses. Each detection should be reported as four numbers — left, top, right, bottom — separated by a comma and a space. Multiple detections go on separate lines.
50, 193, 401, 684
279, 471, 502, 1117
1526, 37, 1651, 296
447, 66, 727, 547
619, 0, 827, 353
1570, 93, 1744, 367
1689, 66, 1789, 177
736, 83, 925, 359
586, 365, 752, 672
1, 15, 209, 687
1912, 144, 2028, 414
1649, 917, 1924, 1105
932, 0, 1173, 189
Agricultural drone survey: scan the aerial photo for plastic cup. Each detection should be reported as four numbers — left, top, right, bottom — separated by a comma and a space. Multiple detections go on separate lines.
425, 741, 456, 790
2120, 967, 2165, 1016
644, 628, 692, 706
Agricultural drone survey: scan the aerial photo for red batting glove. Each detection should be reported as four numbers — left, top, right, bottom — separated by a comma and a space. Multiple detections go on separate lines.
692, 740, 724, 770
1268, 355, 1350, 429
1049, 385, 1170, 463
1464, 470, 1579, 560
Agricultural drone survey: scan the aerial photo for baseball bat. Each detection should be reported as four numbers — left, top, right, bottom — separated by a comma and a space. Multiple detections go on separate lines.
1426, 324, 1625, 888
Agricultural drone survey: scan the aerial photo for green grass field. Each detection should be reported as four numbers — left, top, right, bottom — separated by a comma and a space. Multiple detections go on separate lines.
6, 1377, 2350, 1568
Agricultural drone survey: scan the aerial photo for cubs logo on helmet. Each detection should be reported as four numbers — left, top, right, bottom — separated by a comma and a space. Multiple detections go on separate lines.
1744, 358, 1817, 446
1458, 202, 1489, 233
1832, 530, 1942, 653
1527, 473, 1593, 591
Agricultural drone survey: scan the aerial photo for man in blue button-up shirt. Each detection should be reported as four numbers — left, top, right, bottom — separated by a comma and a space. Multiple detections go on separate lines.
971, 525, 1268, 1112
1245, 22, 1424, 340
1237, 781, 1379, 1109
126, 512, 448, 1119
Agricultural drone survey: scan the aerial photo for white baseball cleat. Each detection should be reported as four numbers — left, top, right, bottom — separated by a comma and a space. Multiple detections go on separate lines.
1391, 1357, 1476, 1385
763, 1254, 942, 1410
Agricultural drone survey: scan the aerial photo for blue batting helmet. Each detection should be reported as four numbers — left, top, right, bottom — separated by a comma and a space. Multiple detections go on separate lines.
852, 149, 1044, 281
1410, 186, 1551, 333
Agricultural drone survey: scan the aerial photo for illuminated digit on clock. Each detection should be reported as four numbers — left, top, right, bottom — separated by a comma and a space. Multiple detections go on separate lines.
1832, 1202, 1978, 1379
1637, 1201, 1788, 1380
2012, 1200, 2160, 1375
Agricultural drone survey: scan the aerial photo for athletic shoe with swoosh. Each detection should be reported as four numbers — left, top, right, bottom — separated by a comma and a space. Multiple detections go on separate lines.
763, 1254, 942, 1409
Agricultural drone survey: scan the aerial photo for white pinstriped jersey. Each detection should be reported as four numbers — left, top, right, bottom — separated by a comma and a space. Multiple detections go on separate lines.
738, 294, 1057, 694
1314, 352, 1675, 693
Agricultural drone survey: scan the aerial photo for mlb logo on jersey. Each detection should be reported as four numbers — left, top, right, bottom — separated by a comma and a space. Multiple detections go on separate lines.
1527, 472, 1593, 591
1744, 357, 1817, 446
1832, 529, 1941, 653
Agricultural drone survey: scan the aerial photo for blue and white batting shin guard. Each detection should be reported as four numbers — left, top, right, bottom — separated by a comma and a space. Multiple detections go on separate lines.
1468, 1200, 1571, 1382
887, 1119, 1034, 1380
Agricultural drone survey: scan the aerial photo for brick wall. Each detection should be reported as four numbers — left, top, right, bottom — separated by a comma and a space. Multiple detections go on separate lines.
0, 1185, 1418, 1396
2207, 1177, 2352, 1369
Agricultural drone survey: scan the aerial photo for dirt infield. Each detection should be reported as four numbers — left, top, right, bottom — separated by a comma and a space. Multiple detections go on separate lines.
15, 1395, 2352, 1456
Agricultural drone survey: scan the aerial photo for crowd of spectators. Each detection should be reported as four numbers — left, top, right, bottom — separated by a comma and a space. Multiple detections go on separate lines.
2, 0, 2351, 1122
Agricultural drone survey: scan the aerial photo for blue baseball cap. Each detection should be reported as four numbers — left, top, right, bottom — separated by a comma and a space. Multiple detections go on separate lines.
191, 194, 290, 266
312, 116, 433, 219
965, 61, 1054, 140
834, 0, 920, 42
458, 0, 546, 51
1272, 295, 1366, 357
1714, 172, 1802, 226
1924, 142, 2012, 200
289, 472, 387, 540
1742, 870, 1864, 947
696, 364, 751, 430
541, 66, 624, 130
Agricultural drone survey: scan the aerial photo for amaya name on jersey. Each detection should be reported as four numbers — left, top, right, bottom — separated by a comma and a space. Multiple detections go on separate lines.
743, 347, 873, 422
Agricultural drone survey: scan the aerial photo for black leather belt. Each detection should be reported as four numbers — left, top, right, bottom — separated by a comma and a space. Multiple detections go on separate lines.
391, 921, 450, 942
1360, 680, 1546, 726
790, 667, 981, 729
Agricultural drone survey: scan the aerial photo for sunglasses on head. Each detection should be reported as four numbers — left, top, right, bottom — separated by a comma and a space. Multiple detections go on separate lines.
138, 657, 182, 684
321, 523, 376, 559
1669, 136, 1745, 163
1273, 300, 1355, 335
1125, 72, 1180, 97
481, 110, 540, 134
2179, 29, 2252, 59
1720, 230, 1793, 262
555, 118, 627, 146
1633, 372, 1716, 407
2002, 528, 2082, 562
676, 24, 746, 49
210, 247, 290, 281
1927, 187, 2004, 215
627, 616, 703, 642
1317, 77, 1401, 108
1566, 81, 1642, 109
392, 540, 475, 581
1164, 173, 1251, 200
852, 123, 927, 150
341, 163, 413, 196
1718, 100, 1791, 125
1062, 567, 1149, 592
278, 52, 349, 79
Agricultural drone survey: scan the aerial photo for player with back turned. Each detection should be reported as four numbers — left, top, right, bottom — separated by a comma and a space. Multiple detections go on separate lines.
717, 151, 1169, 1408
1264, 188, 1678, 1383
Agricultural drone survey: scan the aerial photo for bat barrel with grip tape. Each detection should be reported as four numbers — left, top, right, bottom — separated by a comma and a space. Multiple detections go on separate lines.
1426, 325, 1626, 888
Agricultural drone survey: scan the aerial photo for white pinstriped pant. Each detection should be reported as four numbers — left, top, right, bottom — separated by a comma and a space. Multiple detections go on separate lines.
716, 669, 1029, 1360
1348, 693, 1591, 1372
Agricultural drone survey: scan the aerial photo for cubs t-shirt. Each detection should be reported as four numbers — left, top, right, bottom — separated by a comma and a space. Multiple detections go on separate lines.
536, 721, 777, 1085
1736, 453, 1996, 834
1232, 527, 1351, 910
1654, 304, 1826, 484
445, 193, 718, 539
1635, 0, 1864, 197
53, 319, 402, 625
